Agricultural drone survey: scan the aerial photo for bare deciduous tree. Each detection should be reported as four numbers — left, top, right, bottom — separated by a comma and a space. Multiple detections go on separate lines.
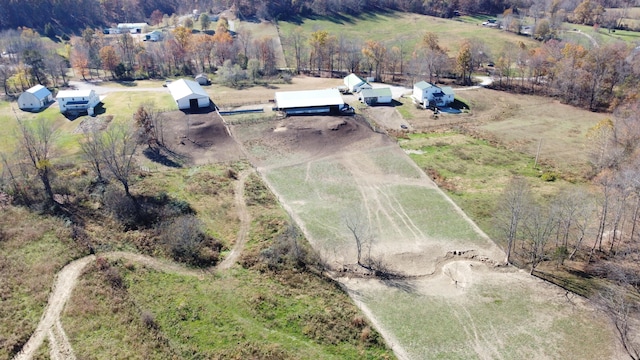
80, 129, 106, 183
100, 124, 138, 200
524, 203, 557, 274
16, 117, 57, 207
594, 285, 640, 360
495, 176, 532, 264
345, 212, 372, 267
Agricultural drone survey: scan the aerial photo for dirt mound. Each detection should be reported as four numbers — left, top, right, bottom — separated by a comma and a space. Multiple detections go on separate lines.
259, 115, 388, 163
162, 111, 244, 165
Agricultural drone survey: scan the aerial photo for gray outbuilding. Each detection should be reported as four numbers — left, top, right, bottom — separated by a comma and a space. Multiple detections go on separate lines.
359, 87, 393, 105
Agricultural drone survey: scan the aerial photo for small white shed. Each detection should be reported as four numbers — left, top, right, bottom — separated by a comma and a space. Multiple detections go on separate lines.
167, 79, 210, 110
359, 87, 393, 105
344, 73, 372, 93
18, 84, 53, 111
56, 89, 100, 115
194, 74, 209, 85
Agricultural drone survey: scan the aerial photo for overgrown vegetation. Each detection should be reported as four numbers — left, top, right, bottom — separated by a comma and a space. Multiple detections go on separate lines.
61, 170, 393, 359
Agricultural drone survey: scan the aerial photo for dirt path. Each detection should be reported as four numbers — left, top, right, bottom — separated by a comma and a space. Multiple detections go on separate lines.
13, 173, 252, 359
217, 169, 252, 270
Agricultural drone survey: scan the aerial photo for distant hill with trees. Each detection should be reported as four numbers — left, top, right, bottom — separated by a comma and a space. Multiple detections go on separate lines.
0, 0, 515, 34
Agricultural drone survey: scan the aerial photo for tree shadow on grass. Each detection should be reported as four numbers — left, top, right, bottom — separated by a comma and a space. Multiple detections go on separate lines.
382, 277, 416, 293
142, 146, 184, 168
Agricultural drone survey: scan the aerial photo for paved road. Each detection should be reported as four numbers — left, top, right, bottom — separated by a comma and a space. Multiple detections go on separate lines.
68, 80, 169, 96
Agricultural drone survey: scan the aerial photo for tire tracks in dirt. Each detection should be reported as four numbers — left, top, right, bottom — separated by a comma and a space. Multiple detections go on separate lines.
13, 171, 253, 360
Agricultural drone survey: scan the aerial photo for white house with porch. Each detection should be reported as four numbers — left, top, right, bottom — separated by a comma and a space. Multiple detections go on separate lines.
412, 81, 454, 108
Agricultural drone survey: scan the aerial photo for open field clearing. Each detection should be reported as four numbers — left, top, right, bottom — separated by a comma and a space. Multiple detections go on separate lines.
277, 12, 539, 58
394, 88, 609, 174
231, 115, 622, 358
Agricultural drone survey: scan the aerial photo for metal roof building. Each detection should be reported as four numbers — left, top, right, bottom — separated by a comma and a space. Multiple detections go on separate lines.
274, 89, 346, 115
359, 87, 393, 105
18, 84, 53, 111
168, 79, 210, 110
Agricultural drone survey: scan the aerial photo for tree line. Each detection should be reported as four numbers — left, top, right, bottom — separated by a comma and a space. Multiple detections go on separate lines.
2, 0, 633, 35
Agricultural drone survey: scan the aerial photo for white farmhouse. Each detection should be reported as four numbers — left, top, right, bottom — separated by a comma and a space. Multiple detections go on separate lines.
344, 73, 372, 93
412, 81, 455, 108
167, 79, 210, 110
18, 84, 53, 111
56, 89, 100, 116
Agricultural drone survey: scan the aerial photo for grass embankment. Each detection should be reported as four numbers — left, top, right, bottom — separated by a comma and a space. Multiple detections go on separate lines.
62, 168, 393, 359
0, 208, 87, 360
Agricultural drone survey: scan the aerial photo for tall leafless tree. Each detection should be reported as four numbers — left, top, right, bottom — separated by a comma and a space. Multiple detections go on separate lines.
80, 128, 107, 183
16, 117, 57, 207
495, 176, 532, 264
100, 124, 138, 200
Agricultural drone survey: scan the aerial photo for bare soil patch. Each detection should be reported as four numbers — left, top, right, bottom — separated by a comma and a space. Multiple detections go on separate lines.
159, 110, 244, 165
239, 114, 391, 168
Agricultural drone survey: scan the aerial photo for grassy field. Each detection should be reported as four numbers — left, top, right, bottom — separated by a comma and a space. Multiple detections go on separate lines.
278, 11, 539, 59
395, 88, 609, 175
62, 167, 393, 359
0, 208, 87, 360
353, 272, 616, 359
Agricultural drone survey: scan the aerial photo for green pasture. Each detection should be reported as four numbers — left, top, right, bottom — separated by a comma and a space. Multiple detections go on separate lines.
277, 11, 539, 58
361, 275, 616, 359
64, 263, 391, 359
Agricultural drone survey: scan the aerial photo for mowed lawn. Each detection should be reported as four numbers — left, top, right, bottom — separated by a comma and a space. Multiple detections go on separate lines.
278, 11, 539, 58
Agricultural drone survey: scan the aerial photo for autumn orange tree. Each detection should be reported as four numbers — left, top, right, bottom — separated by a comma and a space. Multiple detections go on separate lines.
99, 45, 119, 79
362, 40, 386, 81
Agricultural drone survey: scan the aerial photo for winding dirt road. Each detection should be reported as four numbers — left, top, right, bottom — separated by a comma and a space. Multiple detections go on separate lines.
13, 171, 252, 360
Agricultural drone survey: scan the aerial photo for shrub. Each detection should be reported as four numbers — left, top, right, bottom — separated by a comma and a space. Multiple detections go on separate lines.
259, 224, 320, 271
161, 215, 222, 267
540, 171, 557, 182
103, 187, 139, 228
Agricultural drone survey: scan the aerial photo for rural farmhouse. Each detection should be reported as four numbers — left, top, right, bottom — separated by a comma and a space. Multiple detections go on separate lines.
359, 87, 393, 105
412, 81, 455, 108
168, 79, 211, 110
18, 84, 53, 111
56, 89, 100, 116
344, 73, 372, 93
275, 89, 350, 115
